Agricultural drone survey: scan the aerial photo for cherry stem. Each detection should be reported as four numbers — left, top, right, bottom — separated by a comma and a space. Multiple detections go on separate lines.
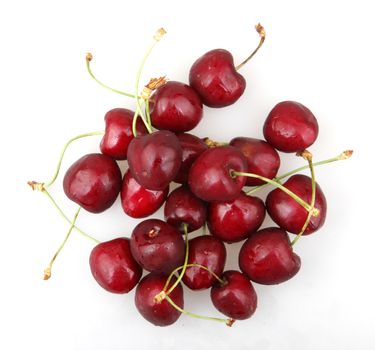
235, 23, 266, 71
43, 206, 81, 280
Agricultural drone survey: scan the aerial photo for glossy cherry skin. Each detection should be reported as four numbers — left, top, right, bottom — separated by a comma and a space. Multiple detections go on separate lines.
100, 108, 147, 160
230, 137, 280, 186
211, 271, 257, 320
130, 219, 185, 274
188, 146, 248, 202
127, 130, 182, 190
239, 227, 301, 285
89, 238, 142, 293
189, 49, 246, 108
208, 192, 265, 243
164, 186, 207, 233
266, 174, 327, 235
135, 273, 183, 326
174, 133, 208, 184
263, 101, 319, 153
63, 153, 122, 213
120, 169, 169, 218
150, 81, 203, 132
182, 236, 226, 290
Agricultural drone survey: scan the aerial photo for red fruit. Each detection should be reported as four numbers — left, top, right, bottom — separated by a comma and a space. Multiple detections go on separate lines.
63, 153, 122, 213
239, 227, 301, 285
266, 174, 327, 235
89, 238, 142, 293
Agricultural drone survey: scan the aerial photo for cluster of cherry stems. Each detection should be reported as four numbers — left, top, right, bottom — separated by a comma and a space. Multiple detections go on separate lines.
29, 26, 352, 327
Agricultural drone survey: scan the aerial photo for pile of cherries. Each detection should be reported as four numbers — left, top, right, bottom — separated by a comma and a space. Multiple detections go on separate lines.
30, 26, 351, 327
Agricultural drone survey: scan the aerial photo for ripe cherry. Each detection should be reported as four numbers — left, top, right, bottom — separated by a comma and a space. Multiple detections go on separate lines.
135, 273, 183, 326
89, 238, 142, 293
211, 270, 257, 320
120, 169, 169, 218
188, 145, 248, 202
230, 137, 280, 186
63, 153, 122, 213
127, 130, 182, 190
266, 174, 327, 235
130, 219, 185, 274
263, 101, 319, 153
239, 227, 301, 285
208, 192, 265, 243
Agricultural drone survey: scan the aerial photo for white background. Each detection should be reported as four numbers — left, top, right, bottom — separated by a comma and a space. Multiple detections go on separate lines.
1, 0, 374, 349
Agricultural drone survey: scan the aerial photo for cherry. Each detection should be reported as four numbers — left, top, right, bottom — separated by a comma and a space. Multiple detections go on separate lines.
164, 186, 207, 233
100, 108, 147, 160
63, 153, 122, 213
89, 238, 142, 293
130, 219, 185, 274
266, 174, 327, 235
127, 130, 182, 190
135, 273, 183, 326
150, 81, 203, 132
211, 271, 257, 320
239, 227, 301, 285
174, 133, 208, 184
120, 169, 169, 218
230, 137, 280, 186
263, 101, 319, 153
188, 145, 248, 202
182, 235, 226, 290
207, 192, 265, 243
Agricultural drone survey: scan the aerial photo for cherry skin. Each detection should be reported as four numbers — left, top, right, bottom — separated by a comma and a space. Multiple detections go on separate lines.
150, 81, 203, 132
63, 153, 122, 213
230, 137, 280, 186
189, 49, 246, 108
120, 169, 169, 218
100, 108, 147, 160
127, 130, 182, 191
164, 186, 207, 233
174, 133, 208, 184
89, 238, 142, 293
239, 227, 301, 285
266, 174, 327, 235
263, 101, 319, 153
211, 270, 257, 320
130, 219, 185, 275
188, 145, 248, 202
135, 273, 183, 327
207, 192, 265, 243
182, 236, 226, 290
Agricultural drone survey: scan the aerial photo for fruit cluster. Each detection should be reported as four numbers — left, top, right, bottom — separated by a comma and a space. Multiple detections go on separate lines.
29, 26, 352, 327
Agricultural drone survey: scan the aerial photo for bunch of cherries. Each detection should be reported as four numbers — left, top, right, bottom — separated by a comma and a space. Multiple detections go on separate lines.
29, 26, 352, 327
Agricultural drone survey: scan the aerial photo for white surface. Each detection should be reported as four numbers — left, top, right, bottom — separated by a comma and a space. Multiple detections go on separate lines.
1, 0, 374, 349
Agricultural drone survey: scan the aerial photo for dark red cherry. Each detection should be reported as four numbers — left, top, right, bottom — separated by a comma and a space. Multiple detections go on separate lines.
130, 219, 185, 274
127, 130, 182, 190
150, 81, 203, 132
230, 137, 280, 186
89, 238, 142, 293
164, 186, 207, 233
239, 227, 301, 285
120, 169, 169, 218
266, 174, 327, 235
263, 101, 319, 153
189, 49, 246, 108
188, 146, 248, 202
135, 273, 183, 326
100, 108, 147, 160
63, 153, 122, 213
182, 236, 226, 290
174, 133, 208, 184
208, 192, 265, 243
211, 271, 257, 320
